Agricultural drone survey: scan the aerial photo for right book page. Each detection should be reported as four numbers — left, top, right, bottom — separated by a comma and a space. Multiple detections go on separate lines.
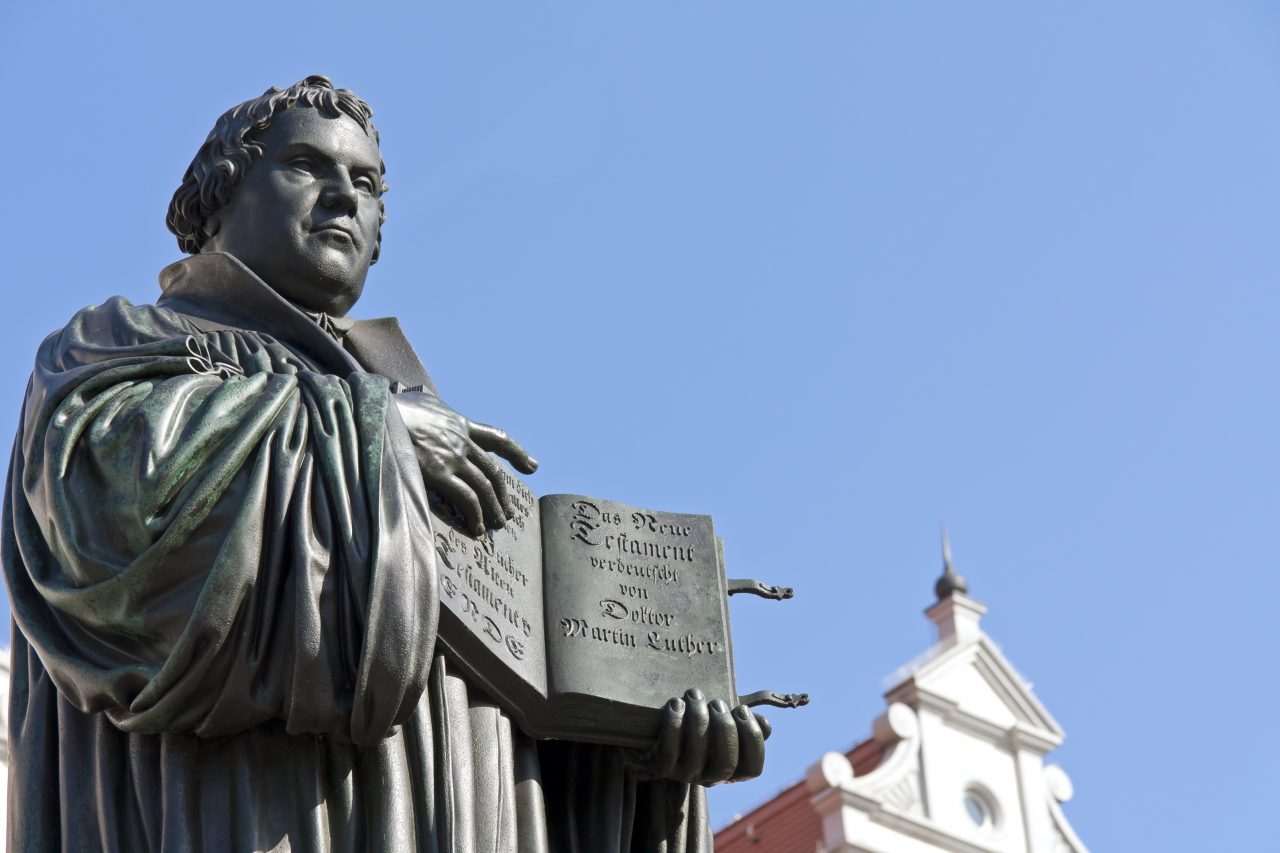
539, 494, 737, 721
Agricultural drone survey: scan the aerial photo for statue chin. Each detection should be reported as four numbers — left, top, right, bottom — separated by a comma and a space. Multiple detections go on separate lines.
279, 271, 367, 318
213, 247, 369, 318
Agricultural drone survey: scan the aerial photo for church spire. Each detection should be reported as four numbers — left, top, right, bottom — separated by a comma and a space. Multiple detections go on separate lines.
925, 524, 985, 646
934, 523, 969, 600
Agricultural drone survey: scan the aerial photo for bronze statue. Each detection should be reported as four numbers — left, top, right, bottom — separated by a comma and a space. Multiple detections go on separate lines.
4, 76, 768, 851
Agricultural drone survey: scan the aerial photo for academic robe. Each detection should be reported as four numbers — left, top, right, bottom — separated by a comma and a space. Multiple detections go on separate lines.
2, 253, 712, 852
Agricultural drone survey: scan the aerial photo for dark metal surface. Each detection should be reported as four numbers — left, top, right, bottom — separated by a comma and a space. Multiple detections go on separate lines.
739, 691, 812, 710
541, 497, 737, 742
726, 578, 796, 600
4, 75, 776, 851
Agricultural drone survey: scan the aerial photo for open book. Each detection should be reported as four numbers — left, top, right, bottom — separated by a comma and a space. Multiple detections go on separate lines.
429, 471, 742, 749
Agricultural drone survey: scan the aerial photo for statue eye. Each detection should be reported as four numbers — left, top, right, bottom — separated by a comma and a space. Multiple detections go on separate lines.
288, 156, 316, 172
354, 175, 377, 194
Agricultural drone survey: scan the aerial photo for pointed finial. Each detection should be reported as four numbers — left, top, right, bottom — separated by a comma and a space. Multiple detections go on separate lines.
935, 522, 969, 600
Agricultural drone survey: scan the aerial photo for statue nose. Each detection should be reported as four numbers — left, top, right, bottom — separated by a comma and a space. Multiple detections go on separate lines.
320, 174, 358, 214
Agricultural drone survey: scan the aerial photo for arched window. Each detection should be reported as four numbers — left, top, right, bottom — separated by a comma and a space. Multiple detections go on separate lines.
963, 785, 1000, 832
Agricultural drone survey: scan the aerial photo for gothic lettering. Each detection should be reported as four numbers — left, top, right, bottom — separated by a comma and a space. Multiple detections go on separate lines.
560, 617, 637, 649
630, 511, 693, 538
599, 599, 629, 619
588, 555, 680, 584
629, 606, 675, 627
645, 631, 723, 658
601, 532, 695, 563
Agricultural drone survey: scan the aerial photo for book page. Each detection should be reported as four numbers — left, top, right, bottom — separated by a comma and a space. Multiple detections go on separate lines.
540, 495, 735, 714
431, 467, 548, 696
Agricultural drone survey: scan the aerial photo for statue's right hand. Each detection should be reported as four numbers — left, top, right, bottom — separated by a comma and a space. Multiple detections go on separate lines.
393, 391, 538, 536
637, 688, 771, 786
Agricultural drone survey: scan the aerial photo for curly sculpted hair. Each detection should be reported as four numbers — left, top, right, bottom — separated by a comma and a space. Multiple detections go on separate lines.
166, 75, 389, 263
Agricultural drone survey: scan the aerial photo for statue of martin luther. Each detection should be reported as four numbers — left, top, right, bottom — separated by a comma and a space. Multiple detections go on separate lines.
2, 76, 768, 852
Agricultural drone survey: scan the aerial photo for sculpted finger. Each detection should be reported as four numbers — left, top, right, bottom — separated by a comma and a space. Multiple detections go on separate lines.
732, 705, 766, 781
674, 691, 710, 783
436, 475, 486, 537
647, 697, 684, 780
701, 699, 739, 785
457, 460, 506, 531
468, 446, 514, 518
756, 712, 773, 742
469, 422, 539, 474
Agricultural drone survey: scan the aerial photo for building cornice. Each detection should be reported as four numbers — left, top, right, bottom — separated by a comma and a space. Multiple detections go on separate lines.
885, 636, 1064, 750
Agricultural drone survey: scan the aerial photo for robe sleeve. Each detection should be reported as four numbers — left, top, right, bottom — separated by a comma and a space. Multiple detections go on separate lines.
2, 296, 438, 746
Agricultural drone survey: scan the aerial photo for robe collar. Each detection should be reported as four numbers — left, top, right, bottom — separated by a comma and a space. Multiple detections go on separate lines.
156, 252, 436, 393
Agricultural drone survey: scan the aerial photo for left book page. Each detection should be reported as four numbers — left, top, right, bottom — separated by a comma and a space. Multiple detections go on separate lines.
430, 467, 549, 712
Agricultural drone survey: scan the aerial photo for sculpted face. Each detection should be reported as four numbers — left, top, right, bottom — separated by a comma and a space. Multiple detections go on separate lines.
203, 107, 383, 317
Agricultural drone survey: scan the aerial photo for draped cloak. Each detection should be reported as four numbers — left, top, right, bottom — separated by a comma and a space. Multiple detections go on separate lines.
3, 253, 713, 852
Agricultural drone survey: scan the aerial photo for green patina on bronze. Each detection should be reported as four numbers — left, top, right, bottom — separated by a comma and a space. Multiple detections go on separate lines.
1, 76, 767, 852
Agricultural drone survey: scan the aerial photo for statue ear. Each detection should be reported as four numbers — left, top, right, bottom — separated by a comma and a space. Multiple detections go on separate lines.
203, 211, 222, 240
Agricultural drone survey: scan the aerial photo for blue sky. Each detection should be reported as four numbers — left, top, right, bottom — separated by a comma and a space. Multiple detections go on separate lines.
3, 2, 1277, 848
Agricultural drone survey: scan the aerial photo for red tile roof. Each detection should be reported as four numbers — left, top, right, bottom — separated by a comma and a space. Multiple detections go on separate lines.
714, 737, 885, 852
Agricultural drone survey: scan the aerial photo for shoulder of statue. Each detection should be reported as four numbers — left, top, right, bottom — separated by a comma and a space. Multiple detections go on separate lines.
58, 295, 200, 348
29, 295, 203, 378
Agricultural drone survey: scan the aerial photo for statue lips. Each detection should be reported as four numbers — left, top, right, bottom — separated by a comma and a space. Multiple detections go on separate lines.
312, 222, 358, 249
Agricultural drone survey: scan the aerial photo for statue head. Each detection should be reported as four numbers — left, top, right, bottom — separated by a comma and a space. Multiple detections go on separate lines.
167, 75, 388, 316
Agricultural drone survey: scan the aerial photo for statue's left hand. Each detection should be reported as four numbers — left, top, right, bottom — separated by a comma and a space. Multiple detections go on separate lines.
394, 391, 538, 535
637, 688, 772, 786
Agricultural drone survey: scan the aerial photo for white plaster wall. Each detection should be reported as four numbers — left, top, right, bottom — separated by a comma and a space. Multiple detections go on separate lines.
920, 713, 1027, 852
799, 587, 1087, 853
928, 664, 1018, 729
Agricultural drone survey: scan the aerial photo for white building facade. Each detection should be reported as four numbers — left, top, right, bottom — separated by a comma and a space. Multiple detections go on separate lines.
717, 550, 1087, 853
